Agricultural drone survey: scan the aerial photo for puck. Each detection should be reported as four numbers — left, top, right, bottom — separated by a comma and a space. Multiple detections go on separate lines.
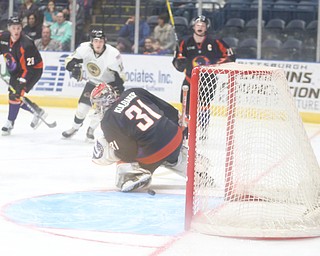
147, 189, 156, 196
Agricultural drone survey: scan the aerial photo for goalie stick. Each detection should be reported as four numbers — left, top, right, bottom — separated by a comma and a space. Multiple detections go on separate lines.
181, 85, 189, 130
0, 76, 57, 128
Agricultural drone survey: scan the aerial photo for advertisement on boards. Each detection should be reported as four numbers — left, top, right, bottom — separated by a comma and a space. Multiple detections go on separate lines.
0, 52, 319, 119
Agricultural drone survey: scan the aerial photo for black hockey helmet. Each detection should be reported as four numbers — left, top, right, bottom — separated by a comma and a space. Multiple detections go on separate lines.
7, 16, 22, 26
90, 29, 106, 41
191, 15, 211, 29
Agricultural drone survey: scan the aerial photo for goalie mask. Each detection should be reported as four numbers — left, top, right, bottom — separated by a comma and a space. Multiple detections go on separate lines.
90, 82, 118, 119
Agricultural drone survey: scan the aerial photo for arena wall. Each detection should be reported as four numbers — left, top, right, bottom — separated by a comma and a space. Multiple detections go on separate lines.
0, 52, 319, 123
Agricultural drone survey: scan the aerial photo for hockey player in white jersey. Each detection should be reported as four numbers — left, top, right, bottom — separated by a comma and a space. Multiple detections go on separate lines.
62, 29, 125, 140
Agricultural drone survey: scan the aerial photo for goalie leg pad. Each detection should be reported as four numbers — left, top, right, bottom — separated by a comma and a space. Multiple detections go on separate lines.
116, 162, 152, 192
92, 137, 120, 165
163, 146, 188, 177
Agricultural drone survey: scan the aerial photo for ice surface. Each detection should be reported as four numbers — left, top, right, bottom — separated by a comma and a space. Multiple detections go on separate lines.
0, 105, 320, 256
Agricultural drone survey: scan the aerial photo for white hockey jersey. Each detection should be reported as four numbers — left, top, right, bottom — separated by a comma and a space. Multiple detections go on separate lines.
66, 42, 125, 84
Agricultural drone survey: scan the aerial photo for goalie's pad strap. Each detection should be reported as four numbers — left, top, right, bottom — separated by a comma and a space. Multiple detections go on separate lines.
115, 162, 151, 189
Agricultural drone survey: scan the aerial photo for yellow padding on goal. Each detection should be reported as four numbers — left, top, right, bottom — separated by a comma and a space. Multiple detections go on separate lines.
210, 105, 287, 120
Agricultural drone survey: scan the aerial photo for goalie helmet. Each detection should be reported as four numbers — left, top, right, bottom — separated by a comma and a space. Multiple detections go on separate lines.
191, 15, 211, 29
90, 82, 118, 118
7, 16, 22, 26
90, 29, 106, 41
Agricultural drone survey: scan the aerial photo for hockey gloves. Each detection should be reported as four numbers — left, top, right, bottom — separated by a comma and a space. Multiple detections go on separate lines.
71, 64, 83, 82
9, 78, 26, 101
66, 58, 83, 82
173, 56, 187, 72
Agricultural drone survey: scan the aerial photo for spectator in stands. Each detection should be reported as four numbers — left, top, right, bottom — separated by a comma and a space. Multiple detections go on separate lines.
142, 36, 155, 54
116, 37, 132, 53
153, 13, 175, 54
34, 25, 62, 51
152, 39, 172, 55
18, 0, 40, 27
43, 0, 58, 27
23, 13, 42, 40
118, 15, 150, 53
63, 0, 85, 47
50, 11, 72, 51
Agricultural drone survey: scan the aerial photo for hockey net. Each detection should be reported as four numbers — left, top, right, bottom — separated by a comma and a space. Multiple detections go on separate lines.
185, 62, 320, 238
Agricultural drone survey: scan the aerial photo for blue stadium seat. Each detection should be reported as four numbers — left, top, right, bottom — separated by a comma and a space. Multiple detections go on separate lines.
283, 19, 306, 41
278, 38, 302, 61
237, 38, 257, 59
271, 0, 297, 22
295, 1, 317, 24
262, 38, 282, 60
263, 18, 286, 41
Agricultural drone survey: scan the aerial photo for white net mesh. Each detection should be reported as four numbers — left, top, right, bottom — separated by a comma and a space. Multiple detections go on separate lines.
187, 63, 320, 238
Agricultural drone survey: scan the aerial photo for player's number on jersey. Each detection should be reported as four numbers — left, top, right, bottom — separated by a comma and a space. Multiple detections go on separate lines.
26, 57, 35, 66
125, 99, 161, 131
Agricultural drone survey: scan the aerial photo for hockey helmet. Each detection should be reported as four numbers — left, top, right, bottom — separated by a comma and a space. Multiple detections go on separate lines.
191, 15, 211, 29
90, 82, 118, 118
7, 16, 22, 26
90, 29, 106, 41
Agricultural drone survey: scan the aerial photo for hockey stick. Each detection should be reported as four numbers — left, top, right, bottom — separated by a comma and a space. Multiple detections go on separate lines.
21, 96, 57, 128
181, 85, 189, 130
0, 77, 57, 128
166, 0, 179, 49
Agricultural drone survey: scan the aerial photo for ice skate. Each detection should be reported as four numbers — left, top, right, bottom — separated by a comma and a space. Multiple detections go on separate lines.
2, 120, 14, 136
121, 173, 152, 192
86, 127, 95, 141
30, 108, 48, 129
62, 127, 79, 138
62, 123, 83, 138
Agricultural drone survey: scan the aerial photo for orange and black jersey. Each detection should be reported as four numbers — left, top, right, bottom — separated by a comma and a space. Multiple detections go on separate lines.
178, 34, 235, 79
101, 88, 183, 165
0, 31, 43, 83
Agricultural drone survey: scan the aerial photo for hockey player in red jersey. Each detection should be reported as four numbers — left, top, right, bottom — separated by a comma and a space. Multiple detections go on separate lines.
62, 29, 125, 141
172, 15, 236, 114
91, 83, 186, 192
173, 15, 236, 139
0, 16, 46, 136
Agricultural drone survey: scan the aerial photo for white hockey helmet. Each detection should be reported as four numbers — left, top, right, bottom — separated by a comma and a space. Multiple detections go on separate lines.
90, 82, 118, 118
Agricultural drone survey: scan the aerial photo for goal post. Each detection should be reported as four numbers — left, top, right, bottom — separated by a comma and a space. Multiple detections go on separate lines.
185, 62, 320, 238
